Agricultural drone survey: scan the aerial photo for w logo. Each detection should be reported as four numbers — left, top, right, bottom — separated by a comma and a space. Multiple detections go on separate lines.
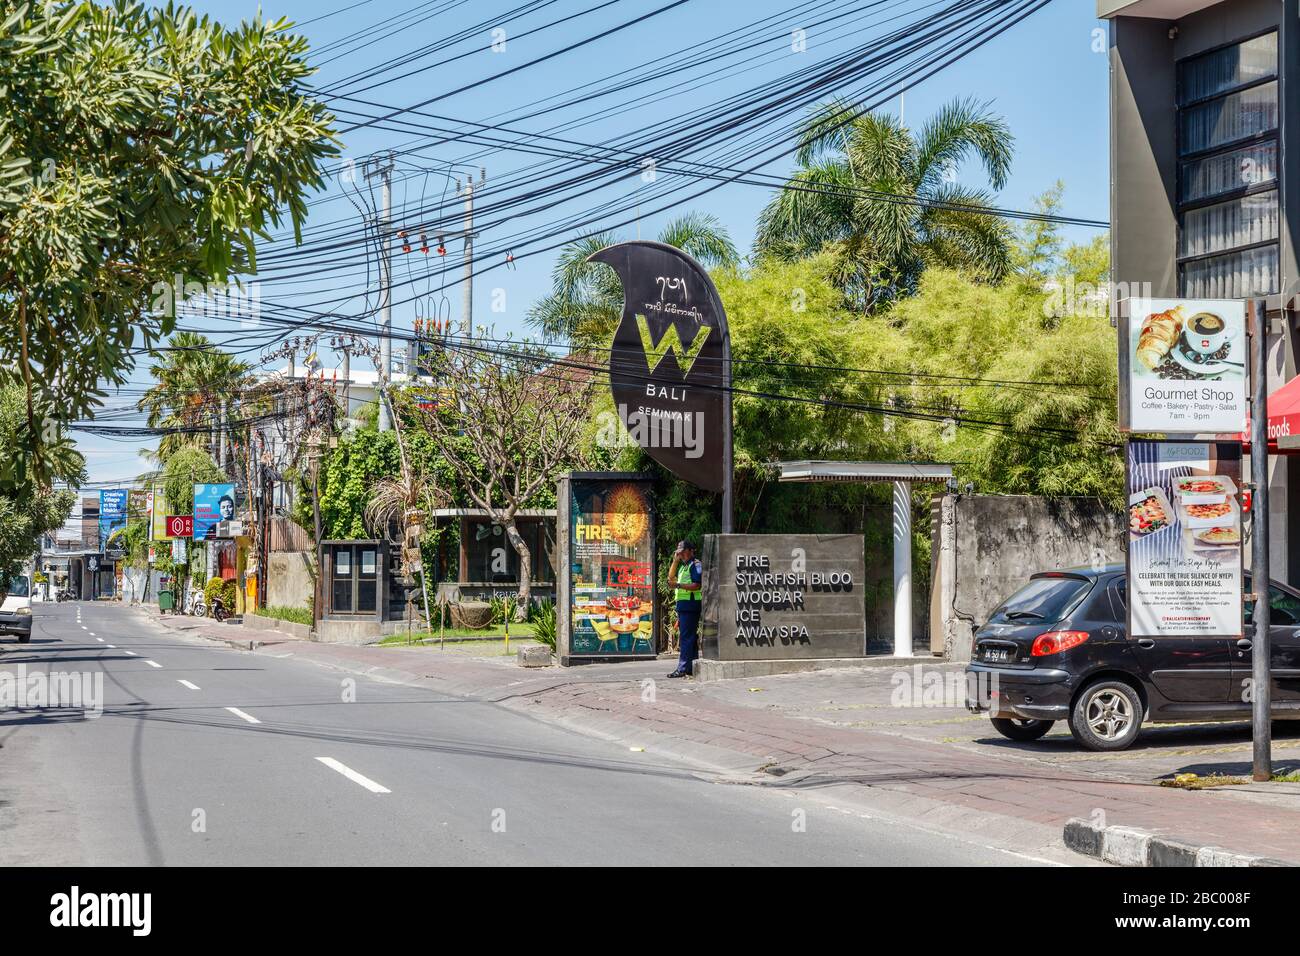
636, 313, 711, 377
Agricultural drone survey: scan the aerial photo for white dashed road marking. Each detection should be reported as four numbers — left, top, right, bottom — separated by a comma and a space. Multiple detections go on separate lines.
316, 757, 391, 794
225, 707, 260, 724
177, 680, 200, 690
145, 660, 162, 668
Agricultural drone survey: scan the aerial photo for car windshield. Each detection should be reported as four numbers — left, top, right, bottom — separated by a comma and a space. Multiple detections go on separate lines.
987, 576, 1091, 626
7, 575, 30, 598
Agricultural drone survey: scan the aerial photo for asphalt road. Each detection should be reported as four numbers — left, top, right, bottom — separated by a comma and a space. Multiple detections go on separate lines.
0, 602, 1047, 866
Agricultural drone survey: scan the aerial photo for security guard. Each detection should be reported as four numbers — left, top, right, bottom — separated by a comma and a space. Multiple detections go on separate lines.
668, 540, 702, 678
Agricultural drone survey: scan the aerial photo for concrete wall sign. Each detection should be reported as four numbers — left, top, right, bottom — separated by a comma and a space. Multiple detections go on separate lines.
701, 534, 866, 662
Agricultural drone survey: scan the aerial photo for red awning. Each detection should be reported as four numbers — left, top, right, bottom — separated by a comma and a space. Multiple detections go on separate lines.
1242, 375, 1300, 453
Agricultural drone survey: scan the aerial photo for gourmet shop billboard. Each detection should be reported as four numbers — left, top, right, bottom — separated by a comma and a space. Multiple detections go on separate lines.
1126, 439, 1243, 639
1121, 298, 1247, 435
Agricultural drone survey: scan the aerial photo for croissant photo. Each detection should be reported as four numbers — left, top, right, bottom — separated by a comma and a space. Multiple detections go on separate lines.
1136, 305, 1187, 371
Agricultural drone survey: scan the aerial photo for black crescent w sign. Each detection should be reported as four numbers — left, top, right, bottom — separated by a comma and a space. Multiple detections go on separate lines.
588, 240, 732, 495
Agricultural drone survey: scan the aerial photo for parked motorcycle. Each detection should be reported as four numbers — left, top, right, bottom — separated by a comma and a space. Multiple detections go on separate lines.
186, 591, 206, 618
209, 595, 229, 623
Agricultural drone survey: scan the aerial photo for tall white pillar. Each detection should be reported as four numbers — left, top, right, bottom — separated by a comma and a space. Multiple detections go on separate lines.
893, 480, 912, 658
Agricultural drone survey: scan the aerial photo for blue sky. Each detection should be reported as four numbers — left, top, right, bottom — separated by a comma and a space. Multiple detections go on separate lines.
80, 0, 1110, 485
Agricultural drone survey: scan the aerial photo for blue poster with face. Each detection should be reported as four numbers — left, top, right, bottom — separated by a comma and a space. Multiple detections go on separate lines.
99, 489, 128, 555
193, 483, 236, 542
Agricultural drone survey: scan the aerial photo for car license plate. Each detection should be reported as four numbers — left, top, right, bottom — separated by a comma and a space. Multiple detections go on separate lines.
982, 647, 1012, 663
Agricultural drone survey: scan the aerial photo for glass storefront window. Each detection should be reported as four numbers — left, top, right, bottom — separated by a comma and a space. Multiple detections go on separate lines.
328, 543, 381, 616
462, 519, 554, 584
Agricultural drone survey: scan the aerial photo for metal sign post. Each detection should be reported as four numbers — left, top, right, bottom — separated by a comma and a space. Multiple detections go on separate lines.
1250, 298, 1272, 782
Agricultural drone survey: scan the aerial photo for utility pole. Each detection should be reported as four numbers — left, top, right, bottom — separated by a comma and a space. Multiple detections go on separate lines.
366, 153, 396, 431
458, 169, 484, 337
340, 343, 352, 426
1251, 298, 1272, 781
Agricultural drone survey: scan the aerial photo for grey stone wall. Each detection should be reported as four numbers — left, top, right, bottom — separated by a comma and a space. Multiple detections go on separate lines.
267, 551, 313, 611
931, 495, 1125, 662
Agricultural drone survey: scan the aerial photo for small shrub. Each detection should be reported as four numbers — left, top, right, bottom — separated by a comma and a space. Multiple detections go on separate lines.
532, 599, 557, 651
490, 593, 519, 625
204, 576, 236, 610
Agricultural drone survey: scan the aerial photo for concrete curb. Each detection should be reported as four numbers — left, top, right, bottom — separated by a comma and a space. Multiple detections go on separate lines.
1064, 817, 1295, 867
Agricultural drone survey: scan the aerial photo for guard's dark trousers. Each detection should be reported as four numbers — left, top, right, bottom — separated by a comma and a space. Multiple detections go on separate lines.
676, 607, 700, 675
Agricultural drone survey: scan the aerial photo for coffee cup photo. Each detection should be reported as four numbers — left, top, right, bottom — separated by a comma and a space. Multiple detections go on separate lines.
1186, 311, 1227, 356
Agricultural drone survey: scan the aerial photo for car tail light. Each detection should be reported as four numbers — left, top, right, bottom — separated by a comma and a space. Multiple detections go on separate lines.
1031, 630, 1089, 657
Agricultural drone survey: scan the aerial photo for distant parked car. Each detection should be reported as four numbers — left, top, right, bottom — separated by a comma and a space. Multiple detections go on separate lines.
966, 564, 1300, 751
0, 574, 33, 642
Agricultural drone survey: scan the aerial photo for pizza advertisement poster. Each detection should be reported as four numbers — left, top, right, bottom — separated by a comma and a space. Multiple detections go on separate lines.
567, 478, 657, 658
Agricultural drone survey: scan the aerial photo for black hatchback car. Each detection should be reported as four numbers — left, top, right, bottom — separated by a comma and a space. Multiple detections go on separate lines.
966, 564, 1300, 751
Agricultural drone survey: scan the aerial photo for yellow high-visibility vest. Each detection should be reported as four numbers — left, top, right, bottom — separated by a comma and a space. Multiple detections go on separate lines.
675, 562, 700, 602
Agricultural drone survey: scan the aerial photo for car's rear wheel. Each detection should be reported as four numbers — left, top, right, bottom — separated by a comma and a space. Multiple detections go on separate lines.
1070, 679, 1142, 751
990, 717, 1054, 742
18, 633, 30, 643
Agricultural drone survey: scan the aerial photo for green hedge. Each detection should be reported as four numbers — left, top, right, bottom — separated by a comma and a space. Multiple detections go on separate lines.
252, 605, 313, 627
203, 576, 236, 611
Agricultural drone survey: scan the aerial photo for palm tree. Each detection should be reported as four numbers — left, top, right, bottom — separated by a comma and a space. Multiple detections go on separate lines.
527, 212, 739, 344
755, 97, 1015, 312
138, 332, 251, 465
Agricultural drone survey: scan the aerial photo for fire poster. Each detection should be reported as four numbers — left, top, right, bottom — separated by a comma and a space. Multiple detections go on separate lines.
1126, 439, 1243, 638
565, 476, 657, 657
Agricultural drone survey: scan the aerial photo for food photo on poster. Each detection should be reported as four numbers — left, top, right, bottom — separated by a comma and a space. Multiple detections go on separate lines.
567, 479, 656, 656
1126, 440, 1243, 638
1124, 297, 1246, 434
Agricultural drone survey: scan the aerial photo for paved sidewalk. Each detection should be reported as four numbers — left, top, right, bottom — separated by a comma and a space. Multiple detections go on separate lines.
142, 606, 1300, 864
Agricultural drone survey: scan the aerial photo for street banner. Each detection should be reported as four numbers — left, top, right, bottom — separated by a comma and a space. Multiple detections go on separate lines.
1121, 297, 1246, 434
99, 489, 128, 557
171, 538, 186, 563
1126, 439, 1243, 638
149, 491, 170, 540
192, 483, 235, 542
589, 241, 731, 493
560, 474, 657, 658
165, 515, 193, 538
128, 489, 149, 522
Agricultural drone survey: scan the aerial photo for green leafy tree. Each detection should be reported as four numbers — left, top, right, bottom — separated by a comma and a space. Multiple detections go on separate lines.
1011, 180, 1067, 280
138, 332, 251, 463
0, 1, 336, 482
880, 265, 1121, 504
527, 212, 738, 344
755, 97, 1014, 312
0, 384, 81, 589
586, 251, 1119, 613
161, 446, 224, 516
296, 423, 457, 540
